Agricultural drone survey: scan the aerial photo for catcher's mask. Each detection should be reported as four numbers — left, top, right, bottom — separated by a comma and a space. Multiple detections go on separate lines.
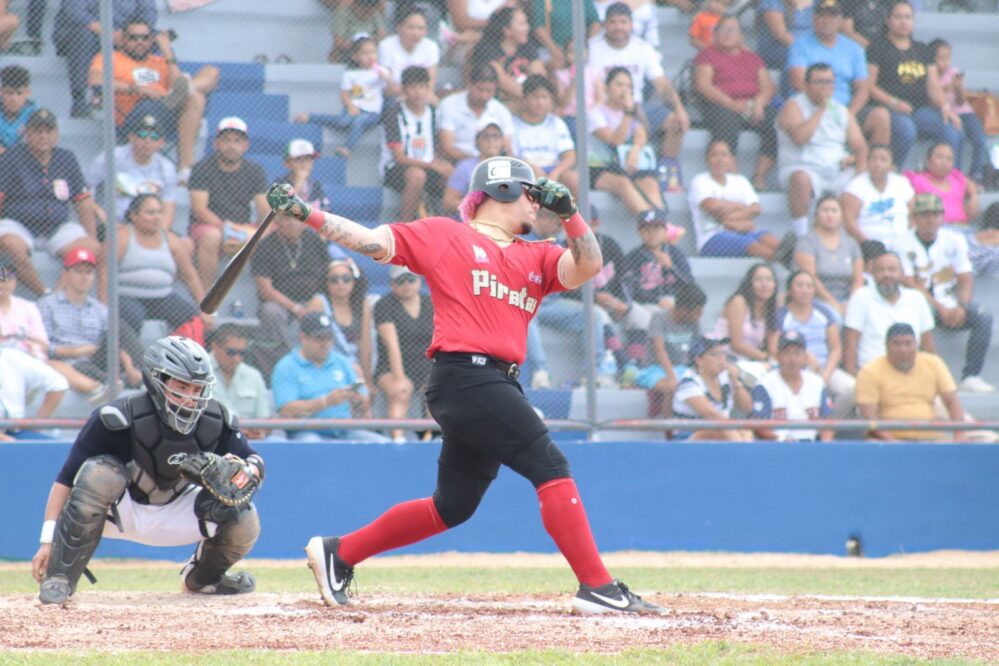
469, 156, 537, 203
142, 336, 216, 434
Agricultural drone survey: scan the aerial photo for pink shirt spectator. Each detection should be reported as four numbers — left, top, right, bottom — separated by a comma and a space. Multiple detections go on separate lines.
713, 310, 767, 356
0, 296, 49, 360
938, 66, 973, 115
905, 168, 969, 224
555, 63, 601, 117
693, 45, 765, 100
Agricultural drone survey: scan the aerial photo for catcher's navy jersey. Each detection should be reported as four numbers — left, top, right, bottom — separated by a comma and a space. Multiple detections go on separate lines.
55, 405, 256, 487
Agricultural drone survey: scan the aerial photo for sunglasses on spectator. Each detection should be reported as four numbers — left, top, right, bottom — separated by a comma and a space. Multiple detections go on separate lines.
126, 33, 152, 41
327, 275, 354, 284
392, 274, 418, 285
224, 347, 248, 357
135, 129, 162, 140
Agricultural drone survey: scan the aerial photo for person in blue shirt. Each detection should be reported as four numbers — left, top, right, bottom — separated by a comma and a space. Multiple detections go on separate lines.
271, 311, 389, 442
0, 66, 37, 153
785, 0, 889, 145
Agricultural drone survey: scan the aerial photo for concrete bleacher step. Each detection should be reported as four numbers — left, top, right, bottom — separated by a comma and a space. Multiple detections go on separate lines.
207, 92, 290, 123
160, 0, 331, 64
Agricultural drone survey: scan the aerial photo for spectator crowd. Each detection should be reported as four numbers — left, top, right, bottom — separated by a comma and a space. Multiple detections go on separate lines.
1, 0, 998, 443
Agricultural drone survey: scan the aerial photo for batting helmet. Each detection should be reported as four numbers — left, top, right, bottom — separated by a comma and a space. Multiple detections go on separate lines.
142, 336, 216, 435
469, 156, 536, 203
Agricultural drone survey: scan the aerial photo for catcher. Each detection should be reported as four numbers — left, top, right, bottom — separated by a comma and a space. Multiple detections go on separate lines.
31, 336, 265, 605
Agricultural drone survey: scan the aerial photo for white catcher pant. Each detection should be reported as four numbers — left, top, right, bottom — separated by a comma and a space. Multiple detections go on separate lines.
102, 485, 217, 547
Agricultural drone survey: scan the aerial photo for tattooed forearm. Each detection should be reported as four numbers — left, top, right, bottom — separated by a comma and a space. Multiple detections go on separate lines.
567, 230, 601, 265
319, 214, 390, 259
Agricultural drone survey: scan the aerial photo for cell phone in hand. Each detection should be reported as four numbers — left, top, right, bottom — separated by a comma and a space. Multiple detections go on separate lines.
351, 381, 366, 392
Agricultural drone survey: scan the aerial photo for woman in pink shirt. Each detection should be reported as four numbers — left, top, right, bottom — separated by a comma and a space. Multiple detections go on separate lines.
930, 38, 988, 185
0, 263, 48, 360
905, 142, 979, 226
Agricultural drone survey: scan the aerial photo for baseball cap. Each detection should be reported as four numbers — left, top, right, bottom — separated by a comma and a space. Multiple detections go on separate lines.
388, 264, 415, 281
129, 113, 160, 135
778, 330, 807, 351
475, 116, 504, 137
637, 208, 668, 226
605, 2, 632, 19
688, 335, 730, 362
64, 247, 97, 268
815, 0, 843, 14
216, 116, 248, 136
300, 312, 335, 338
885, 322, 916, 342
26, 108, 57, 130
913, 193, 945, 215
285, 138, 318, 160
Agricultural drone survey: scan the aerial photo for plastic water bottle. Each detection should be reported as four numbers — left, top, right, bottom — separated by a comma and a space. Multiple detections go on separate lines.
230, 300, 244, 319
598, 350, 618, 378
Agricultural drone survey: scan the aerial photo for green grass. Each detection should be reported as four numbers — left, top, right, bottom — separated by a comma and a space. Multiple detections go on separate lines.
0, 646, 986, 665
2, 563, 998, 599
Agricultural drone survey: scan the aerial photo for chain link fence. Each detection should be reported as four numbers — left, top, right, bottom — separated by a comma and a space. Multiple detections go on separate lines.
2, 0, 999, 441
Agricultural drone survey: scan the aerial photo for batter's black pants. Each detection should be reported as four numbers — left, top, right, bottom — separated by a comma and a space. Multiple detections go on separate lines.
425, 353, 571, 528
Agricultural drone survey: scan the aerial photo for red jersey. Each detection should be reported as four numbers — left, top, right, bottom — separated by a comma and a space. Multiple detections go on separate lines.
387, 217, 568, 364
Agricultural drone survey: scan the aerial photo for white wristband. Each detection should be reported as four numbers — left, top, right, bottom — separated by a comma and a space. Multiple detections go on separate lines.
40, 520, 56, 544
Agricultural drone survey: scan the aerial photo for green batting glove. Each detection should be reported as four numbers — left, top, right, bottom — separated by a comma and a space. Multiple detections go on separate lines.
266, 182, 312, 222
532, 177, 577, 219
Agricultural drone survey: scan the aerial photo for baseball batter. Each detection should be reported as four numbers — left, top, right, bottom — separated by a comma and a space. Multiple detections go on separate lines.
31, 336, 265, 604
267, 156, 662, 614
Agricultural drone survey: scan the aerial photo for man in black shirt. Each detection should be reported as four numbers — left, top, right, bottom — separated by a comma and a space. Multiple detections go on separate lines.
250, 212, 329, 379
865, 0, 962, 169
841, 0, 891, 49
188, 116, 269, 287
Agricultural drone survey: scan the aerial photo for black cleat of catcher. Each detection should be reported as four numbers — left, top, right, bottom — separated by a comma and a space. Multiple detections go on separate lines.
572, 579, 664, 615
182, 569, 256, 595
305, 536, 354, 606
39, 575, 73, 605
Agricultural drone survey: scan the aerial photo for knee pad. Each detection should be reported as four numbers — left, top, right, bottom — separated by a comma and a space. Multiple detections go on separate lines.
432, 471, 492, 529
216, 503, 261, 551
188, 505, 260, 588
46, 456, 127, 594
506, 434, 571, 488
74, 455, 128, 506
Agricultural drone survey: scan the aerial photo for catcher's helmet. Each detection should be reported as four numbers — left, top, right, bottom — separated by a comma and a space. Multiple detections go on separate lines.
142, 336, 216, 435
469, 156, 536, 203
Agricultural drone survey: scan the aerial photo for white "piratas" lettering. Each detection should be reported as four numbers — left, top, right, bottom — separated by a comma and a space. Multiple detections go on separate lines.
471, 269, 538, 313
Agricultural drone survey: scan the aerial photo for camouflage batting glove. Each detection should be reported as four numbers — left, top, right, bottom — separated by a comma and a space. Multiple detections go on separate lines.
531, 177, 577, 220
266, 182, 312, 222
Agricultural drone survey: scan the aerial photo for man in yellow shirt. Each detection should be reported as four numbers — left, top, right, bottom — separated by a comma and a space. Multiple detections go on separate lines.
855, 323, 964, 441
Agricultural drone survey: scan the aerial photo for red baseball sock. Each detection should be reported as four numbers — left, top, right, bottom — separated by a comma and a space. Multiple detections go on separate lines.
338, 497, 447, 566
537, 478, 612, 588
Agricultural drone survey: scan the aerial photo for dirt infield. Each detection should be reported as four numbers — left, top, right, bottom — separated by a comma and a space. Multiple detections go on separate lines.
4, 553, 999, 659
3, 590, 999, 659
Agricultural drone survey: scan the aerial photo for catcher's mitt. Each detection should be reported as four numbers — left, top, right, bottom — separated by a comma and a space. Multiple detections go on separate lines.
171, 451, 259, 507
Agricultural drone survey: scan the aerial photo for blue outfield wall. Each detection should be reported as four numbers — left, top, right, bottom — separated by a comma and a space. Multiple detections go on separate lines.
2, 440, 998, 561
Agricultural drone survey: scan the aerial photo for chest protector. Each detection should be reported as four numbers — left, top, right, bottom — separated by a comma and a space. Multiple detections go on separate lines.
100, 393, 228, 505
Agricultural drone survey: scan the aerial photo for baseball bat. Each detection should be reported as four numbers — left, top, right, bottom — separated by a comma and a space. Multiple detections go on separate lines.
200, 210, 277, 315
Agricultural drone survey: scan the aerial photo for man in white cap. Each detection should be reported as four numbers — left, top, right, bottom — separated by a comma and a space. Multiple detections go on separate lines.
188, 116, 269, 287
279, 138, 329, 214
